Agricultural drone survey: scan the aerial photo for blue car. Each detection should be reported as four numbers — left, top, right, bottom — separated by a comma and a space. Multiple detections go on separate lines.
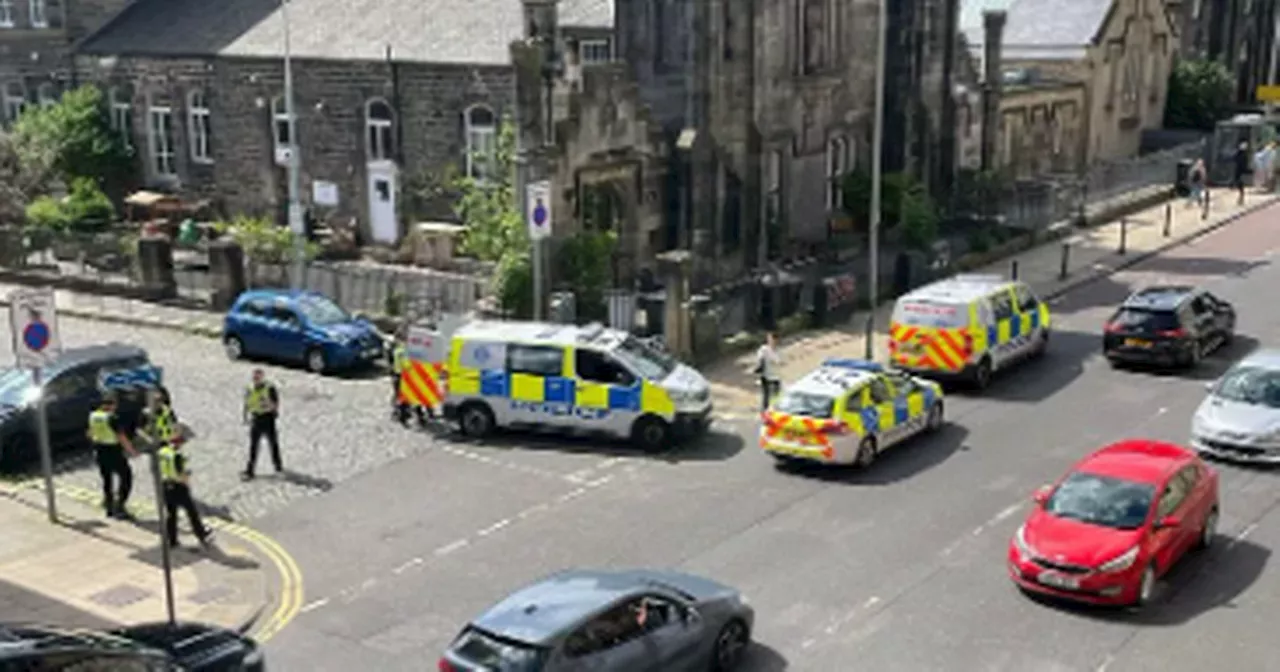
222, 289, 384, 374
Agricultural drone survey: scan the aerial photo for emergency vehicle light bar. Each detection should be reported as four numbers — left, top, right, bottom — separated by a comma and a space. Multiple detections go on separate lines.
822, 358, 883, 372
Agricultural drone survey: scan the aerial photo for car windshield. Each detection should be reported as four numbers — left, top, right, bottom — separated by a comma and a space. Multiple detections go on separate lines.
1045, 472, 1155, 530
613, 336, 677, 381
452, 628, 544, 671
1111, 308, 1180, 333
892, 300, 968, 328
1214, 366, 1280, 408
0, 368, 33, 404
296, 295, 349, 326
773, 391, 835, 418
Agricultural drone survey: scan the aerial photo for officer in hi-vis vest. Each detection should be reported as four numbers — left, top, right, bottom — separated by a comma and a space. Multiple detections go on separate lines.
392, 328, 428, 427
241, 369, 282, 480
158, 435, 212, 548
138, 387, 178, 448
87, 395, 139, 519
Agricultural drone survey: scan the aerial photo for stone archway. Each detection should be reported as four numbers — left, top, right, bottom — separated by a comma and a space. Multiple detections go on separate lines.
577, 162, 641, 285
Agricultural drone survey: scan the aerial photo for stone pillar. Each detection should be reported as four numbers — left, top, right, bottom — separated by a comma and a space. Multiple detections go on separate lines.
207, 239, 247, 311
657, 250, 693, 360
980, 10, 1007, 172
136, 236, 177, 301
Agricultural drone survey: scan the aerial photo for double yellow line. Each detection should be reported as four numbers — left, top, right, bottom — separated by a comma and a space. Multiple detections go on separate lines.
22, 482, 304, 643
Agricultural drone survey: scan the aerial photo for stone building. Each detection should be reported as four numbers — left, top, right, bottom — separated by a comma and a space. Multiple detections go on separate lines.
70, 0, 610, 245
1173, 0, 1278, 105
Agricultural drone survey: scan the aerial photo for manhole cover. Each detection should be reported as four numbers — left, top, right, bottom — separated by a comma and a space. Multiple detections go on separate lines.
187, 585, 234, 605
89, 584, 152, 608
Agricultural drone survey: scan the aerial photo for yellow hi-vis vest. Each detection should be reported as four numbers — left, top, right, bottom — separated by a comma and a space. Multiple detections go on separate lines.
245, 384, 274, 415
151, 405, 176, 442
393, 344, 409, 374
88, 410, 118, 445
158, 445, 185, 482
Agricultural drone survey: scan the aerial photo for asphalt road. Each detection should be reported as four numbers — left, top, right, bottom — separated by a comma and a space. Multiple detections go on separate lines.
248, 200, 1280, 671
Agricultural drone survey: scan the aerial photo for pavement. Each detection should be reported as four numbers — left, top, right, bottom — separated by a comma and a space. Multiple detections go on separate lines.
0, 478, 270, 634
706, 187, 1278, 419
239, 197, 1280, 670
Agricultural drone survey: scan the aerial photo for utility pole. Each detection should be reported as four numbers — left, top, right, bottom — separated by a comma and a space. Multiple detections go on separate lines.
864, 0, 888, 360
281, 0, 305, 287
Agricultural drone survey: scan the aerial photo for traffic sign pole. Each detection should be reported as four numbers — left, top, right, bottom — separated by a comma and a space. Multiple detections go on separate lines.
8, 288, 60, 522
526, 180, 552, 322
32, 367, 56, 523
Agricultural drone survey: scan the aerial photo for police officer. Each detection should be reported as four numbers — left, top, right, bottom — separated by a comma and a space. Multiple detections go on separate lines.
391, 329, 429, 427
86, 395, 138, 519
138, 387, 178, 448
158, 435, 212, 548
241, 369, 282, 481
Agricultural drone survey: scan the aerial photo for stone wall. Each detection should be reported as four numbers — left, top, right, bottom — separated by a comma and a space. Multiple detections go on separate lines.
0, 0, 134, 103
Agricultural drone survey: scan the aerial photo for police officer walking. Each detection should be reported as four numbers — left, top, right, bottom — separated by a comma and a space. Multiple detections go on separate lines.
391, 329, 429, 427
241, 369, 283, 481
139, 387, 178, 448
87, 395, 139, 519
158, 435, 212, 548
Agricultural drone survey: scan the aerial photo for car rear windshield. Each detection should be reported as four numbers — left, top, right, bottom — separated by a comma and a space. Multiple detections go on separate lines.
1214, 365, 1280, 408
1045, 472, 1155, 530
892, 300, 968, 328
452, 628, 545, 671
1110, 308, 1180, 333
773, 391, 835, 418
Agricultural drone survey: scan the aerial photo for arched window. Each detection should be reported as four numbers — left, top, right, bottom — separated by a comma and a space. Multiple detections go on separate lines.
188, 90, 212, 163
366, 99, 394, 162
109, 86, 132, 148
0, 0, 14, 28
270, 96, 295, 164
3, 81, 25, 123
464, 104, 496, 181
36, 83, 55, 107
826, 136, 847, 210
28, 0, 46, 27
147, 92, 176, 177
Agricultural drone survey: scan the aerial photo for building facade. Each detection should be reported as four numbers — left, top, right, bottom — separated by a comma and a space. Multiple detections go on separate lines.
1175, 0, 1278, 104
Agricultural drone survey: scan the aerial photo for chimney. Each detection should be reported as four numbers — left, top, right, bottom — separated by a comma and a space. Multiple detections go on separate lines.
980, 9, 1007, 172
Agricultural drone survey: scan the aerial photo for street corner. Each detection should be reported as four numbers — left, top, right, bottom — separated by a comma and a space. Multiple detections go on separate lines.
6, 482, 303, 643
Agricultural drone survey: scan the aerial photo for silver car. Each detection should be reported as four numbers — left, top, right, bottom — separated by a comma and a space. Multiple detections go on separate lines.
438, 569, 754, 672
1191, 349, 1280, 463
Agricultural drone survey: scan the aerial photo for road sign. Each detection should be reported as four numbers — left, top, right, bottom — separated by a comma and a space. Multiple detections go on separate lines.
1258, 85, 1280, 102
98, 365, 164, 392
527, 180, 552, 240
7, 288, 60, 369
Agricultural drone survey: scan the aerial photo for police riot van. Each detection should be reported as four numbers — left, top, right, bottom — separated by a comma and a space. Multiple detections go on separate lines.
441, 321, 713, 451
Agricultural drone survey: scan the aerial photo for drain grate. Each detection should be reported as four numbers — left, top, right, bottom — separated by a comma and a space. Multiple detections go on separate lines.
186, 585, 234, 605
89, 584, 152, 608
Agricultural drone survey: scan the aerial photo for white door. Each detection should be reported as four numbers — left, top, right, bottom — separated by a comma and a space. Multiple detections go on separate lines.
367, 164, 398, 245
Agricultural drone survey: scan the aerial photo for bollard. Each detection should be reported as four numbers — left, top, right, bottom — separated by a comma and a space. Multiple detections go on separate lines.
1059, 242, 1070, 280
1163, 203, 1172, 237
1202, 188, 1210, 220
1010, 259, 1019, 280
1118, 218, 1127, 255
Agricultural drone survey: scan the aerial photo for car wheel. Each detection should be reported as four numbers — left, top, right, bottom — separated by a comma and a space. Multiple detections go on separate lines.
306, 348, 328, 374
1198, 506, 1219, 550
711, 619, 750, 672
224, 335, 245, 360
972, 357, 993, 390
631, 416, 671, 453
855, 436, 877, 468
458, 403, 495, 438
1134, 564, 1157, 607
926, 402, 944, 432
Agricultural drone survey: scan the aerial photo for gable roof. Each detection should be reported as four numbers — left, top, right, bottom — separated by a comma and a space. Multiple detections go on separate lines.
76, 0, 613, 65
1001, 0, 1113, 60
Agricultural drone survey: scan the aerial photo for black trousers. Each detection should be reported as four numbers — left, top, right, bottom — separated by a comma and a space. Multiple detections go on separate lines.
94, 444, 132, 513
246, 415, 282, 475
163, 482, 209, 545
759, 378, 780, 411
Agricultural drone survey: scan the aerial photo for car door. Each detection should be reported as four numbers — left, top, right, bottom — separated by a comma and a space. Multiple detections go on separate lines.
554, 601, 654, 672
634, 595, 705, 671
573, 347, 640, 437
1170, 465, 1208, 559
230, 298, 270, 355
1013, 283, 1046, 346
506, 344, 567, 425
865, 378, 898, 447
43, 366, 99, 441
1202, 291, 1235, 337
885, 372, 927, 438
264, 304, 307, 362
988, 290, 1018, 369
1187, 295, 1218, 350
1149, 473, 1190, 573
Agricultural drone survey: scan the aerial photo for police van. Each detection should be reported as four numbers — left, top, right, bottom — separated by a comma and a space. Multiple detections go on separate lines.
888, 274, 1050, 389
441, 321, 713, 451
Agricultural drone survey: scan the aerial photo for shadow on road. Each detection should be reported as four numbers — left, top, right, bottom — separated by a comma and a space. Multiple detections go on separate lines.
273, 469, 334, 492
738, 641, 790, 671
776, 424, 969, 485
452, 427, 745, 463
0, 578, 118, 628
1112, 334, 1261, 383
943, 330, 1092, 404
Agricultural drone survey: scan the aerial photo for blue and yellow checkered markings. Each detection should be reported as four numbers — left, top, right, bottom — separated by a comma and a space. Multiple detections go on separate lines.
921, 384, 938, 408
893, 399, 910, 425
859, 407, 880, 437
475, 369, 640, 413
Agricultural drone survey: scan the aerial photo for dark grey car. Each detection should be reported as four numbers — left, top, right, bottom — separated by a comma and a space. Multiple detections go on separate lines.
439, 569, 754, 672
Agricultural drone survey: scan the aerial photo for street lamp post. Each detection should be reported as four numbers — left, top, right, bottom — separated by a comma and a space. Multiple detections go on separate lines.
281, 0, 305, 287
864, 0, 888, 360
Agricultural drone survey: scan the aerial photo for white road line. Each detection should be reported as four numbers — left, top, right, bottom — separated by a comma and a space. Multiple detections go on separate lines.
558, 488, 588, 503
478, 519, 512, 537
435, 539, 469, 556
518, 503, 550, 519
991, 503, 1022, 525
1095, 653, 1115, 672
1234, 522, 1259, 544
801, 638, 817, 649
299, 598, 329, 613
863, 596, 881, 609
393, 557, 424, 574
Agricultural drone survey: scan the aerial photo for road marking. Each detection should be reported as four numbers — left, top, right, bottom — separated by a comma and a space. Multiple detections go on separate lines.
518, 503, 549, 519
435, 539, 469, 556
1095, 653, 1115, 672
478, 519, 511, 536
393, 557, 425, 574
863, 596, 881, 608
299, 598, 329, 613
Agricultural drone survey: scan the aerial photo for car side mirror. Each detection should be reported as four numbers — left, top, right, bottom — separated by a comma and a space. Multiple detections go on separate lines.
1204, 381, 1216, 392
1032, 485, 1052, 506
1156, 515, 1181, 529
681, 606, 701, 625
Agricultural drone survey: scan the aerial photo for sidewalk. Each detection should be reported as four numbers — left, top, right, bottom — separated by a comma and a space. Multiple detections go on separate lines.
0, 480, 269, 631
706, 187, 1279, 418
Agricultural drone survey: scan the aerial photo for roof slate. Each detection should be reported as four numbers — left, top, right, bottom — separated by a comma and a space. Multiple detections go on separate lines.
77, 0, 613, 65
1003, 0, 1112, 52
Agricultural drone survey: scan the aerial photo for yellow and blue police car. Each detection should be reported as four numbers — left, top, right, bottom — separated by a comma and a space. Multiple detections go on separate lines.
442, 321, 713, 451
759, 359, 944, 467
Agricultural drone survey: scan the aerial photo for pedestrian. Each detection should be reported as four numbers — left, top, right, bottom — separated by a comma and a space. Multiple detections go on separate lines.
754, 332, 782, 411
158, 435, 212, 549
241, 368, 282, 481
86, 394, 139, 519
1187, 158, 1206, 208
1233, 140, 1252, 205
138, 387, 179, 448
391, 327, 431, 427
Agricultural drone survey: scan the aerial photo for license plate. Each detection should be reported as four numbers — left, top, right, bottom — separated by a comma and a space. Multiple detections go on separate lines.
783, 428, 808, 441
1038, 573, 1079, 589
1124, 338, 1150, 348
901, 343, 924, 354
363, 349, 379, 358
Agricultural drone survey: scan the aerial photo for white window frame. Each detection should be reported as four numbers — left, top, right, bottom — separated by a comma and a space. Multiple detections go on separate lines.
36, 83, 54, 107
0, 0, 14, 28
147, 101, 176, 178
464, 104, 497, 182
109, 87, 132, 148
826, 136, 847, 210
579, 39, 613, 63
28, 0, 45, 27
3, 82, 25, 123
270, 96, 296, 165
365, 99, 394, 162
187, 90, 212, 163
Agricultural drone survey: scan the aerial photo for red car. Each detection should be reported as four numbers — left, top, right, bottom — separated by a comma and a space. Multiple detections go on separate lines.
1008, 439, 1219, 607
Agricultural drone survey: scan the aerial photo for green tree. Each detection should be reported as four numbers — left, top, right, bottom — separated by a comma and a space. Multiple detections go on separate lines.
1164, 59, 1235, 132
841, 170, 939, 249
11, 85, 134, 198
0, 132, 52, 227
557, 229, 617, 320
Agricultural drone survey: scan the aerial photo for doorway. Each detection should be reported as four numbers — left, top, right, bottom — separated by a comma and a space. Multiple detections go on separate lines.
367, 163, 398, 245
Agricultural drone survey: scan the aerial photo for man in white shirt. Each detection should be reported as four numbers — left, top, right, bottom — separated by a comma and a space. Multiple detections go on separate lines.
755, 332, 782, 410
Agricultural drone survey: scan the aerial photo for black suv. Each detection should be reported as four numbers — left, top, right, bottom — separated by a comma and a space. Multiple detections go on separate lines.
0, 621, 264, 670
1103, 285, 1235, 369
0, 343, 152, 472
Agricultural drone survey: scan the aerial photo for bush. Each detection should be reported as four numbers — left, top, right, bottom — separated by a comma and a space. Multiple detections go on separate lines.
62, 178, 115, 232
1164, 59, 1234, 132
222, 214, 319, 264
556, 230, 617, 321
841, 170, 939, 249
25, 196, 72, 233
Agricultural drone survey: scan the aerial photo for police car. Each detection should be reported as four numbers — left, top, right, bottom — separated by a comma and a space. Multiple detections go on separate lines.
760, 359, 945, 467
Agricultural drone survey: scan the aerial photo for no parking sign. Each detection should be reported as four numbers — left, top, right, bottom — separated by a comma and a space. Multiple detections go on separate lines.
8, 288, 61, 369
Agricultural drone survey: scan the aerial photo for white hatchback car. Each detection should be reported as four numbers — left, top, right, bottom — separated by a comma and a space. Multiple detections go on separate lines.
1191, 349, 1280, 464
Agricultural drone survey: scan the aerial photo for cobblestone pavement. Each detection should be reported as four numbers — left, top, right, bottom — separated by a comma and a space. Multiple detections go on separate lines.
0, 322, 439, 521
